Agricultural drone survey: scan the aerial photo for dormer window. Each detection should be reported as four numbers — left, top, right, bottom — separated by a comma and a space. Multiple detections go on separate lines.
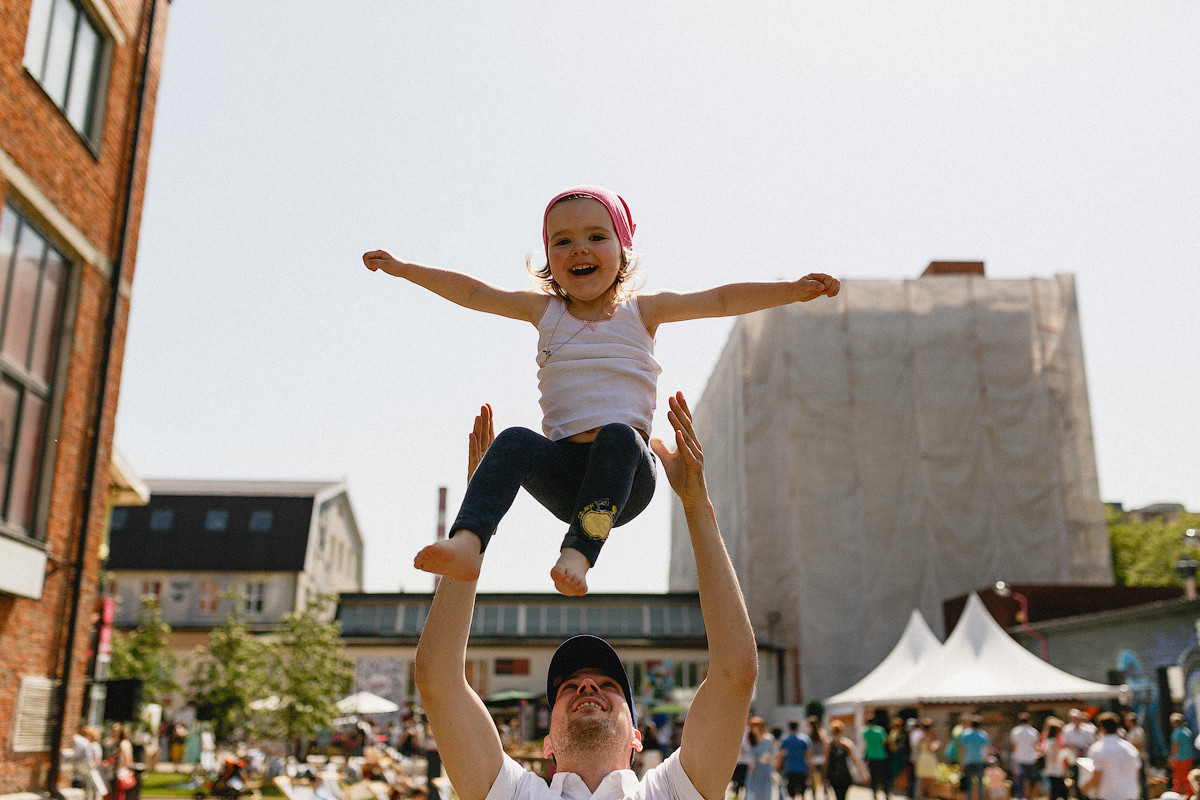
248, 510, 273, 532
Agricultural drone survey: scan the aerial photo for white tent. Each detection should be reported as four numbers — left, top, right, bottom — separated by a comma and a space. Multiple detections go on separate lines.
871, 593, 1121, 705
825, 609, 943, 714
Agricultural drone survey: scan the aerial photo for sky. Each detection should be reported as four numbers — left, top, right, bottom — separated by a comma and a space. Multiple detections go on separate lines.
114, 1, 1200, 596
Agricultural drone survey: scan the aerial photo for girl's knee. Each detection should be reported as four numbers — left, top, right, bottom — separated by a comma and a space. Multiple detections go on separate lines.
595, 423, 640, 447
492, 426, 541, 451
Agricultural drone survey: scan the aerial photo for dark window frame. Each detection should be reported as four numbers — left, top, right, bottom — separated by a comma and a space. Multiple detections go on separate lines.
0, 203, 72, 543
22, 0, 111, 148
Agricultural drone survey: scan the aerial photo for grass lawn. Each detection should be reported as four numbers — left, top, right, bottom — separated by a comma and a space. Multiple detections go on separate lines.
137, 771, 282, 798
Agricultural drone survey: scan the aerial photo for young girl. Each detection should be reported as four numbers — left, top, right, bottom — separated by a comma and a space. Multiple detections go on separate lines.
364, 185, 839, 595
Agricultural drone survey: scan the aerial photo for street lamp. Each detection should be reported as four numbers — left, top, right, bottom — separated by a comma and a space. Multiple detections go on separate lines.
994, 581, 1049, 661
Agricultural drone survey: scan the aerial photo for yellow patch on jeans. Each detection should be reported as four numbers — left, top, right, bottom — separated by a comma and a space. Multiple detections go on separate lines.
580, 507, 615, 540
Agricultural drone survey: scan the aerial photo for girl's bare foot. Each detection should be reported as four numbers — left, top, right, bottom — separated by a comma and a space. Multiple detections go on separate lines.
414, 531, 484, 582
551, 548, 591, 596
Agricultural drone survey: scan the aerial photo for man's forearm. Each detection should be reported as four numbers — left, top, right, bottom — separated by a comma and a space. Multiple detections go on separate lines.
414, 577, 476, 696
687, 500, 757, 683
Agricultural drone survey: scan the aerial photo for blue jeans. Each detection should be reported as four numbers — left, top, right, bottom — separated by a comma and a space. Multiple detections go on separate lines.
450, 424, 657, 565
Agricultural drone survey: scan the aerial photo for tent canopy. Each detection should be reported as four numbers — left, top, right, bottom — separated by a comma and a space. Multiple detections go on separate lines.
866, 593, 1122, 706
825, 609, 942, 712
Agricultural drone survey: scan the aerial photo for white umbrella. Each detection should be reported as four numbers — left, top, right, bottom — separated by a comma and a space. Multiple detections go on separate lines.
250, 695, 283, 711
336, 691, 399, 715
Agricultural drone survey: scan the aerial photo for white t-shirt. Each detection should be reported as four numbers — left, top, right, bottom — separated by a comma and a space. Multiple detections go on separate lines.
1063, 722, 1097, 753
909, 728, 925, 763
1010, 725, 1040, 765
1086, 735, 1140, 800
485, 750, 703, 800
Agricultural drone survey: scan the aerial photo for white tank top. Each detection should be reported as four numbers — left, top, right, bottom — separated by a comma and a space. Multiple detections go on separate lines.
536, 296, 661, 440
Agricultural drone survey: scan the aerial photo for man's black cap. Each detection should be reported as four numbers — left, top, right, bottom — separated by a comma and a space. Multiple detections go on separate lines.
546, 634, 636, 728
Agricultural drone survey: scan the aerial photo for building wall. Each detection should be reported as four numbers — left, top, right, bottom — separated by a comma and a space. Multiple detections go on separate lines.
669, 274, 1112, 711
0, 0, 167, 793
109, 572, 300, 628
312, 493, 364, 596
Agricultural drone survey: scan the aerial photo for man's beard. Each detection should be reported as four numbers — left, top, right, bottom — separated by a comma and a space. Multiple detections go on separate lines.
556, 716, 628, 760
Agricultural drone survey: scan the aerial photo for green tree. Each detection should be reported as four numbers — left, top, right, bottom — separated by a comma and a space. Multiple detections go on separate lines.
265, 595, 353, 756
1108, 506, 1200, 586
109, 596, 179, 708
189, 592, 269, 744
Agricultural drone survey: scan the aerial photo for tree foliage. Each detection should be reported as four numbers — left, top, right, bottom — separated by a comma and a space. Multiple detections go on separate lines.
188, 592, 269, 744
266, 594, 354, 755
109, 596, 179, 708
1108, 506, 1200, 587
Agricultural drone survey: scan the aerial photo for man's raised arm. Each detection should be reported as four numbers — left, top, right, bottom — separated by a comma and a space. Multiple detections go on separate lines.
412, 406, 504, 800
650, 392, 759, 800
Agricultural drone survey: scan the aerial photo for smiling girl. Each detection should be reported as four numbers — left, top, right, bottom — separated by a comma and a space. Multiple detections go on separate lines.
364, 185, 839, 595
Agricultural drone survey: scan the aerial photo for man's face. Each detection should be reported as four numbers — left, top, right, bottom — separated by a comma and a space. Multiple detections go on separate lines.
543, 667, 640, 762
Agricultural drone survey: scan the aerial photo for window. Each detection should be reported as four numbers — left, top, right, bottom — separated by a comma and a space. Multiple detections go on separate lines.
149, 508, 173, 531
140, 580, 160, 600
494, 659, 530, 676
0, 205, 68, 540
198, 581, 219, 614
23, 0, 107, 143
204, 509, 228, 532
248, 510, 273, 532
109, 507, 129, 530
244, 582, 265, 614
13, 676, 57, 752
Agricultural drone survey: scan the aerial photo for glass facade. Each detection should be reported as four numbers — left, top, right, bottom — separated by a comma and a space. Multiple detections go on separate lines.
338, 597, 706, 639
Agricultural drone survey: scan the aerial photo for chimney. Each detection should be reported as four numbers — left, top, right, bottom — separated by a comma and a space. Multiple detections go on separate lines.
922, 261, 985, 277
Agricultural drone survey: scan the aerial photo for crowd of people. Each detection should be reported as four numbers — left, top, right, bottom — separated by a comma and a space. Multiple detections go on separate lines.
713, 707, 1183, 800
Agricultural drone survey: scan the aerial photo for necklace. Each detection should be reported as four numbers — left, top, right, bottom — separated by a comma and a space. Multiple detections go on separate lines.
537, 301, 613, 367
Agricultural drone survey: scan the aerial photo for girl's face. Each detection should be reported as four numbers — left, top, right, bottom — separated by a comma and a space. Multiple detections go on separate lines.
544, 197, 623, 310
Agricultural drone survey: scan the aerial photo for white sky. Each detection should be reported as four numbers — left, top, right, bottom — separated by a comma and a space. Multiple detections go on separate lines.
115, 1, 1200, 595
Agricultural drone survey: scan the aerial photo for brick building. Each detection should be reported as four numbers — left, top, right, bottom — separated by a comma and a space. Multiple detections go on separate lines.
0, 0, 170, 795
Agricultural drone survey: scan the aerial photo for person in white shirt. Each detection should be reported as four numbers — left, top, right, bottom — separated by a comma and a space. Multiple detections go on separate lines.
1082, 713, 1140, 800
1062, 710, 1097, 799
1011, 712, 1042, 799
413, 394, 759, 800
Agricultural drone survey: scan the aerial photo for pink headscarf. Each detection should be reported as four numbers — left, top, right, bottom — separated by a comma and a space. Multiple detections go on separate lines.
542, 185, 636, 260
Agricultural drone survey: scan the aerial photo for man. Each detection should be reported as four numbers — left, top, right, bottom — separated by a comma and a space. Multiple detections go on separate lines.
776, 720, 813, 800
958, 716, 991, 800
1062, 709, 1097, 799
1010, 712, 1041, 800
861, 711, 889, 800
1081, 712, 1140, 800
1168, 712, 1195, 795
414, 393, 759, 800
1120, 711, 1147, 800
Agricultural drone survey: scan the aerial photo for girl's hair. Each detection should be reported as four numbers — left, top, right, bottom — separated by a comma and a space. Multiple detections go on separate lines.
529, 193, 643, 305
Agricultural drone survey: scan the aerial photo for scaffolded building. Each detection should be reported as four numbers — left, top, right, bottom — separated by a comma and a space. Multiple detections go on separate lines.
667, 265, 1112, 706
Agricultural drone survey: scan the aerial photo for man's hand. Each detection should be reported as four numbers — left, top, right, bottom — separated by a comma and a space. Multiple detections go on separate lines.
467, 404, 494, 480
795, 272, 840, 302
650, 392, 708, 510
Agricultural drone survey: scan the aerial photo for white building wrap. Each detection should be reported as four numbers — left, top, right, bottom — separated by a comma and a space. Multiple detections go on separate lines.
668, 273, 1111, 704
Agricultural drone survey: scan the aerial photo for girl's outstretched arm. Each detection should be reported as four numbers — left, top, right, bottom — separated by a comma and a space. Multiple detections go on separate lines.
638, 273, 839, 334
363, 249, 547, 324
